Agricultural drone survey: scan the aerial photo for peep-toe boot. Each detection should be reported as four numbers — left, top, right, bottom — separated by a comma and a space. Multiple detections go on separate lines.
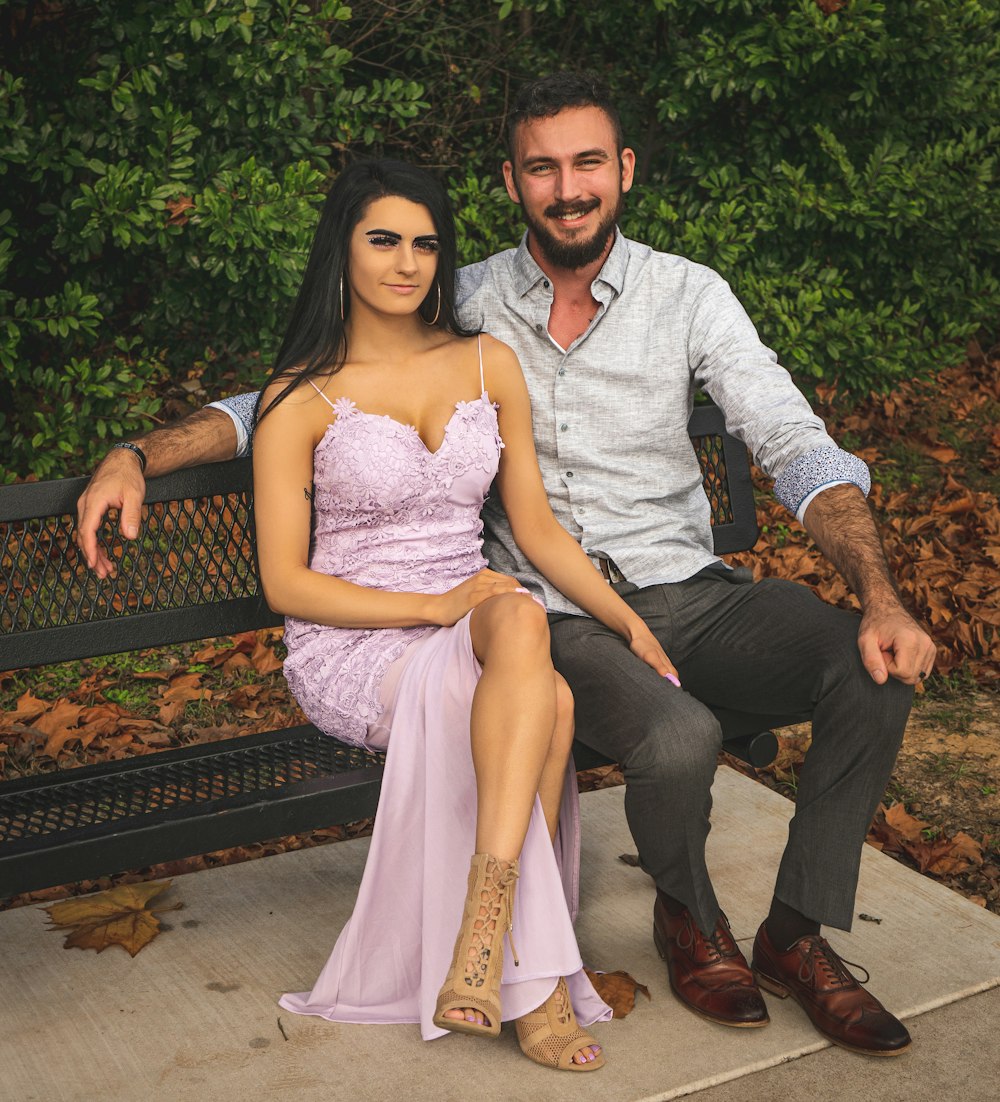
515, 977, 606, 1072
432, 853, 519, 1037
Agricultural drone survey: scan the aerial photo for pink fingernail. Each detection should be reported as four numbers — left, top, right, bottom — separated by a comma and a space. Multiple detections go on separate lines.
664, 673, 681, 687
515, 587, 530, 594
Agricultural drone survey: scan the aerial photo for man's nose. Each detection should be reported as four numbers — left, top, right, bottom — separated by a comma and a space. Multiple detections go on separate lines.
554, 166, 583, 202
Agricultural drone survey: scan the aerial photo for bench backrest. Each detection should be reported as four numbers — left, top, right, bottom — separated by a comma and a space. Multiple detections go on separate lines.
0, 404, 757, 671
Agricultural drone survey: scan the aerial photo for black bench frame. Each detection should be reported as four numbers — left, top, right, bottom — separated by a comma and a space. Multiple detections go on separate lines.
0, 404, 775, 900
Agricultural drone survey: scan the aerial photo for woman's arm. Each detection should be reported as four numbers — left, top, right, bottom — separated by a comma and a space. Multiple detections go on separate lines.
253, 380, 522, 628
487, 341, 678, 679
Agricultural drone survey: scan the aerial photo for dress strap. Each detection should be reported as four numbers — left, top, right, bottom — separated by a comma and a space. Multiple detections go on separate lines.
305, 377, 337, 411
477, 333, 485, 393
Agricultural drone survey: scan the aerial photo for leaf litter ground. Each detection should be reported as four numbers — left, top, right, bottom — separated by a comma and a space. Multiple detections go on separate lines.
1, 351, 997, 920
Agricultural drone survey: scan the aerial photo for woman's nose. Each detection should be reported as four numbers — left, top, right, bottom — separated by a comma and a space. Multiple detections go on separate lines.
395, 245, 418, 275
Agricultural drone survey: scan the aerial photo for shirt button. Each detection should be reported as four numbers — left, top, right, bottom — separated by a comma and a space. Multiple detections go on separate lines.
560, 423, 568, 432
557, 367, 566, 376
535, 324, 543, 332
543, 280, 550, 288
566, 471, 574, 478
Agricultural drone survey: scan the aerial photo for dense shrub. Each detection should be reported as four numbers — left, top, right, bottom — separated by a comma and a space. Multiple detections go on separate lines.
2, 0, 998, 479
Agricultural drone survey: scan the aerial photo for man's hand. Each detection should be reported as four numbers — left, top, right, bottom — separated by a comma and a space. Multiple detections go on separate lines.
802, 484, 936, 686
76, 448, 146, 578
75, 407, 242, 578
858, 600, 937, 686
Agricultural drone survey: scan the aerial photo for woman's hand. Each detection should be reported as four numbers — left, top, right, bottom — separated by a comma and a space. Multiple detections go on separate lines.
629, 626, 682, 687
434, 569, 527, 626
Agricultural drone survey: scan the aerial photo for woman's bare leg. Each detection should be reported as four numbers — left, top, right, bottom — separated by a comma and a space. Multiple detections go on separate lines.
468, 593, 556, 859
446, 598, 601, 1062
536, 673, 575, 842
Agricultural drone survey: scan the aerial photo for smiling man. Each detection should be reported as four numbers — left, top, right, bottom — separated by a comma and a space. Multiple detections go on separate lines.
77, 73, 935, 1057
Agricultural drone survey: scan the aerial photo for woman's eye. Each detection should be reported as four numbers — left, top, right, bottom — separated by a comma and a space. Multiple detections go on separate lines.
415, 239, 440, 253
369, 235, 397, 248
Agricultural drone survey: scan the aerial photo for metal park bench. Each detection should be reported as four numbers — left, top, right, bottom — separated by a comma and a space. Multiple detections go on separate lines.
0, 404, 777, 900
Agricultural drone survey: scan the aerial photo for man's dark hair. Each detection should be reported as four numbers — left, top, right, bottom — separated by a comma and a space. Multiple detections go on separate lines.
506, 72, 625, 161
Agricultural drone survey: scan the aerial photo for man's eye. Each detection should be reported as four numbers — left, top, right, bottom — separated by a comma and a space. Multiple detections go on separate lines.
529, 164, 554, 174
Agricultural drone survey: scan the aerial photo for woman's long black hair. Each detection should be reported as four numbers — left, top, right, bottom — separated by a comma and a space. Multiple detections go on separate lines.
256, 159, 477, 424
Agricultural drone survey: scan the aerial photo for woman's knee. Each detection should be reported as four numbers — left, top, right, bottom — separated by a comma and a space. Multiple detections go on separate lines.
478, 592, 550, 653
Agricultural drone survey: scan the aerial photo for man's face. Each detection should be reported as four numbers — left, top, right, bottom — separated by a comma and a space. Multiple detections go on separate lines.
503, 106, 635, 271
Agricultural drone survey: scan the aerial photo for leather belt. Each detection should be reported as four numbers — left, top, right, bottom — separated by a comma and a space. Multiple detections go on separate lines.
591, 555, 626, 584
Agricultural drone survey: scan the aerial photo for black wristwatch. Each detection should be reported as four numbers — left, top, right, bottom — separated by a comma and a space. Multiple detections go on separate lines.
111, 441, 148, 473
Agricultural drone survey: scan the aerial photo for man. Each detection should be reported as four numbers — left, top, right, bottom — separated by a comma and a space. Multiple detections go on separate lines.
77, 74, 935, 1056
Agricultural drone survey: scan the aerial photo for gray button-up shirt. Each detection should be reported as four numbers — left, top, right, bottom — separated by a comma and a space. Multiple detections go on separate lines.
214, 231, 867, 615
454, 232, 867, 613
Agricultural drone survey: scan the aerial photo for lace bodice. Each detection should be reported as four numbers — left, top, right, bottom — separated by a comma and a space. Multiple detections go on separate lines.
281, 386, 504, 746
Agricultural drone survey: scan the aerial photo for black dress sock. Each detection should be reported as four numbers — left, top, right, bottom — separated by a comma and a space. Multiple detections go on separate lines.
656, 889, 688, 917
765, 896, 821, 951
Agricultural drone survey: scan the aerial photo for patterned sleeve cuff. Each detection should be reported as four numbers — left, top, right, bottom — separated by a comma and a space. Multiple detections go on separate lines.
206, 392, 259, 458
773, 446, 870, 518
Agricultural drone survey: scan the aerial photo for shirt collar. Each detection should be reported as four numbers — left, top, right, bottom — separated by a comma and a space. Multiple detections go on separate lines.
510, 228, 629, 298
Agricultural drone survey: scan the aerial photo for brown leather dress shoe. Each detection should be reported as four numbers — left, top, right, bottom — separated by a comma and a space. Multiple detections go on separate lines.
653, 893, 769, 1027
752, 924, 911, 1056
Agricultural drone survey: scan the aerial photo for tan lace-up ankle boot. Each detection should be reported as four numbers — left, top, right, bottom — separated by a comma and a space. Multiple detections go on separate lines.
433, 853, 519, 1037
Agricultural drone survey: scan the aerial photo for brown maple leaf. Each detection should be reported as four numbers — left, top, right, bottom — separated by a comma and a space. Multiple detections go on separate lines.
44, 880, 182, 957
584, 968, 651, 1018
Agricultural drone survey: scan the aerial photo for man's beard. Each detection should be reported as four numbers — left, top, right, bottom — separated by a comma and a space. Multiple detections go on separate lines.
522, 193, 622, 270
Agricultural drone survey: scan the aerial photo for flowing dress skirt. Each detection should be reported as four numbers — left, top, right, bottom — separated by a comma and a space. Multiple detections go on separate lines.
279, 611, 612, 1039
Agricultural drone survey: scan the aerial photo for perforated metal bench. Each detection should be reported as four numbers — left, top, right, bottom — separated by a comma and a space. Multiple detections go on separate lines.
0, 404, 776, 899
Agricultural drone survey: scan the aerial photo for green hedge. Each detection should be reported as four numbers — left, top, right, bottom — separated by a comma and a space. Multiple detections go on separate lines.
2, 0, 998, 479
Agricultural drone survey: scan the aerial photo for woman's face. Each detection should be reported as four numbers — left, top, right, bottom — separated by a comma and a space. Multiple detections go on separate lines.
346, 195, 440, 320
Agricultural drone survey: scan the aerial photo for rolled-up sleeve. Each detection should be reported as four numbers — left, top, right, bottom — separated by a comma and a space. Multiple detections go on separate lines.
774, 447, 871, 521
687, 272, 870, 518
206, 392, 259, 458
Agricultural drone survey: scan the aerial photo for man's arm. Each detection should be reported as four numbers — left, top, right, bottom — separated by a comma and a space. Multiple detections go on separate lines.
687, 271, 935, 685
77, 406, 240, 579
801, 484, 937, 686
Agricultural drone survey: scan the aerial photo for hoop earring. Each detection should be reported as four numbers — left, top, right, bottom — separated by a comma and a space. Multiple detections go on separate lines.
339, 273, 346, 321
426, 282, 441, 326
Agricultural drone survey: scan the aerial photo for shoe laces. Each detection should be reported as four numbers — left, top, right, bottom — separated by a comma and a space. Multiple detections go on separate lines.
798, 936, 871, 989
678, 916, 733, 962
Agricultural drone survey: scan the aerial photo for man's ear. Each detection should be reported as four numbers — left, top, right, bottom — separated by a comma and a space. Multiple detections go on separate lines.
502, 161, 522, 204
620, 147, 636, 194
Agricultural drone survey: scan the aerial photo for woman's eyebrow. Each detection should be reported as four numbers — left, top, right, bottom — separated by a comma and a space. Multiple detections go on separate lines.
413, 233, 440, 243
365, 228, 402, 239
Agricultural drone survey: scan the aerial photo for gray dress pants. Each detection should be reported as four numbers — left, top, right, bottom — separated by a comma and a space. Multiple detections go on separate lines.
548, 565, 913, 935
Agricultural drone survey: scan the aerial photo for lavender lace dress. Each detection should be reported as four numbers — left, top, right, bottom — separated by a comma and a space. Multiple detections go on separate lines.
277, 345, 611, 1041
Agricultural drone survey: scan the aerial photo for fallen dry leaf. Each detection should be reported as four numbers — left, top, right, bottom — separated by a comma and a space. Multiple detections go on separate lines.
925, 831, 984, 876
44, 880, 182, 956
584, 969, 650, 1018
249, 638, 283, 675
158, 699, 186, 726
4, 691, 49, 725
883, 801, 928, 843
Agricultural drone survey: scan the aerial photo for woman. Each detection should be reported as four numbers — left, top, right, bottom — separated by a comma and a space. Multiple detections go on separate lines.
253, 160, 678, 1071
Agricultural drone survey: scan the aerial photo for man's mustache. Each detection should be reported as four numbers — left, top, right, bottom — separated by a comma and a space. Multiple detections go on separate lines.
543, 198, 600, 220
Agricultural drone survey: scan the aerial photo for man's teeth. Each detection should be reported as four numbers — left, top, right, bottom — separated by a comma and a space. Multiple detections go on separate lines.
560, 211, 586, 221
